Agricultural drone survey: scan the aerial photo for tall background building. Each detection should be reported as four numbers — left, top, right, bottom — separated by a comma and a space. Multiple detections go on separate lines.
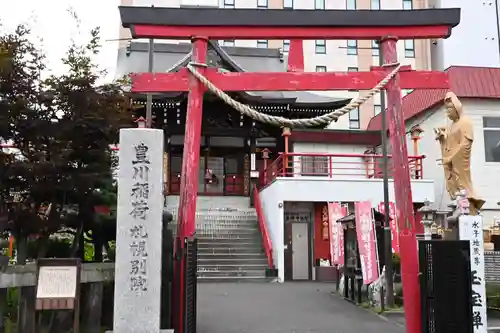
118, 0, 500, 129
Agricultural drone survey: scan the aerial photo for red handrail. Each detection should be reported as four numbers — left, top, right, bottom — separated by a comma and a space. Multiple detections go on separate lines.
253, 184, 274, 269
261, 152, 425, 187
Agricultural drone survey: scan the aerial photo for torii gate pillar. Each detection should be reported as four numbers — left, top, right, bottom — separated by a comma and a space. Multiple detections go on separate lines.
176, 37, 208, 241
381, 36, 420, 332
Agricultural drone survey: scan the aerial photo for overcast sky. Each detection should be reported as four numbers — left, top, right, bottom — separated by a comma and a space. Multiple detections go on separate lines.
1, 0, 121, 81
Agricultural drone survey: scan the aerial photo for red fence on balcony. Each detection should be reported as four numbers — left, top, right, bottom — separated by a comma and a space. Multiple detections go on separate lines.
253, 184, 274, 269
260, 152, 424, 187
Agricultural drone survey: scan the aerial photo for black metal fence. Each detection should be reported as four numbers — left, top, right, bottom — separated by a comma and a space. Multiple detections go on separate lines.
185, 238, 198, 333
172, 237, 198, 333
419, 240, 473, 333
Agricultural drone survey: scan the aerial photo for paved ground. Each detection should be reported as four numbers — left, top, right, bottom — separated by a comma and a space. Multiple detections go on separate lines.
197, 282, 404, 333
382, 308, 500, 331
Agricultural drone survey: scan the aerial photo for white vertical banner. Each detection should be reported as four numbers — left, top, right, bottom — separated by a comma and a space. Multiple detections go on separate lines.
459, 215, 488, 333
114, 128, 164, 333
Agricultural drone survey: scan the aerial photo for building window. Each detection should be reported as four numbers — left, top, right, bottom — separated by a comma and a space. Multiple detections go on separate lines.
315, 0, 325, 9
372, 40, 379, 56
257, 0, 268, 8
374, 104, 382, 115
257, 40, 268, 48
347, 40, 357, 55
404, 40, 415, 58
371, 0, 380, 9
300, 156, 329, 176
223, 40, 235, 46
483, 117, 500, 162
349, 108, 360, 129
315, 40, 327, 54
402, 0, 412, 9
224, 0, 235, 8
283, 40, 290, 52
316, 66, 327, 72
283, 0, 293, 8
346, 0, 356, 9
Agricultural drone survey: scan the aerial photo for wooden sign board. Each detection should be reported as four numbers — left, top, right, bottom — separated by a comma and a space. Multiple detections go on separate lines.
35, 258, 81, 332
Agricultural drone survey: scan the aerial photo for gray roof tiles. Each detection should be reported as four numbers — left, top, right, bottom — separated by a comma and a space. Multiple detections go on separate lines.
116, 40, 350, 107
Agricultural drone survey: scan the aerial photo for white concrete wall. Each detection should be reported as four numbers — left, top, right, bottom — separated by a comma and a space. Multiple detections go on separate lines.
266, 177, 433, 204
405, 99, 500, 227
259, 183, 285, 282
292, 142, 370, 178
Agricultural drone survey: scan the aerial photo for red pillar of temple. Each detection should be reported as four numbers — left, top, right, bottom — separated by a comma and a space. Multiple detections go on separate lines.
380, 36, 421, 333
176, 37, 208, 240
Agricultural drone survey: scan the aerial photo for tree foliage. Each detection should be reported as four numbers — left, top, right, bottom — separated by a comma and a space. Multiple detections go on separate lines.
0, 22, 132, 261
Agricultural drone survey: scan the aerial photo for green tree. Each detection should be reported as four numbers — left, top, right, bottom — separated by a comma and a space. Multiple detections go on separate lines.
0, 24, 67, 263
1, 23, 131, 262
44, 26, 131, 261
0, 24, 71, 333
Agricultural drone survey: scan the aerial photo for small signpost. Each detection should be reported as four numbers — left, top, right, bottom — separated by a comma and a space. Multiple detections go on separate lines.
35, 258, 81, 333
459, 214, 488, 333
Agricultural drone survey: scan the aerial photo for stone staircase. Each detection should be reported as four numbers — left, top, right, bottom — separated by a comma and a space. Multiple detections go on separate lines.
165, 196, 272, 282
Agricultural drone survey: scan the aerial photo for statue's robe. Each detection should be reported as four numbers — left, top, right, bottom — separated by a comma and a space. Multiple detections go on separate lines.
439, 92, 485, 212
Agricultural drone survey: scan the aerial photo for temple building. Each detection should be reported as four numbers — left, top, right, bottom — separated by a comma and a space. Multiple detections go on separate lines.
116, 41, 350, 197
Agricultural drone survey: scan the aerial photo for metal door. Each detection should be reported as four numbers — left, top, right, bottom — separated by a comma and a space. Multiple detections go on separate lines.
292, 222, 310, 280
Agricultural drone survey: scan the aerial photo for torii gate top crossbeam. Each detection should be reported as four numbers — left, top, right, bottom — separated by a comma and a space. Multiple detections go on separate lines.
119, 6, 460, 40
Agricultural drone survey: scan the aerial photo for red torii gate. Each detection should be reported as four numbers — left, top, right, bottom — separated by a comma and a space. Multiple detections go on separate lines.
119, 7, 460, 333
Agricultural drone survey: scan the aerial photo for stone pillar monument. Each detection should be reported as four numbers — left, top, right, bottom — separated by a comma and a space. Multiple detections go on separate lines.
113, 128, 164, 333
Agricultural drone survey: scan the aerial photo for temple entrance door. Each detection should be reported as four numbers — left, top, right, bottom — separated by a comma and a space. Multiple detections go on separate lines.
204, 157, 224, 194
168, 137, 246, 196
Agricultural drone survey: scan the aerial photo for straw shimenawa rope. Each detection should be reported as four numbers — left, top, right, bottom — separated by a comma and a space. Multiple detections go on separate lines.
186, 62, 401, 128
